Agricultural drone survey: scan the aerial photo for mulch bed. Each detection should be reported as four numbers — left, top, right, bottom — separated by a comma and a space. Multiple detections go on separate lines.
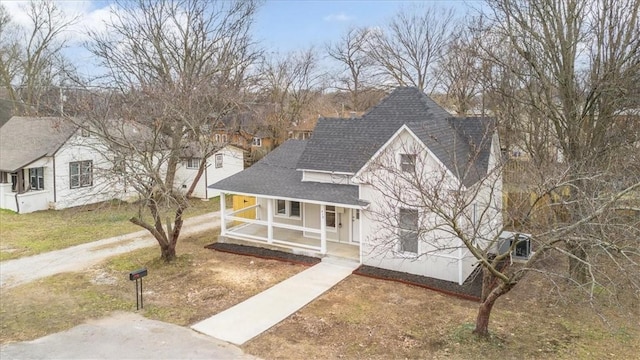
353, 265, 482, 302
205, 243, 321, 266
205, 242, 482, 301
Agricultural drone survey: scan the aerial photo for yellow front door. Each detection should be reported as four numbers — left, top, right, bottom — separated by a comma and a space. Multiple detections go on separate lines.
232, 195, 256, 226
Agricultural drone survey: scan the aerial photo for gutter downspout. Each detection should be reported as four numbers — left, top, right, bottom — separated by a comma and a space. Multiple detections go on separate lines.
53, 157, 57, 204
204, 161, 209, 199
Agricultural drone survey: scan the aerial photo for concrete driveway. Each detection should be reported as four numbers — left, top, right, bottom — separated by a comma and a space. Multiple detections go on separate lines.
0, 312, 257, 360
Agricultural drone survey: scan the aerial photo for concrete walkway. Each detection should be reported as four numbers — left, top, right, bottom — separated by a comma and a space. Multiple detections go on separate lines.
191, 258, 359, 345
0, 211, 221, 289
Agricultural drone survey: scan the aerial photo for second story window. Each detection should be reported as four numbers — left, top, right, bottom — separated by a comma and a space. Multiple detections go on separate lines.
400, 154, 416, 172
252, 137, 262, 147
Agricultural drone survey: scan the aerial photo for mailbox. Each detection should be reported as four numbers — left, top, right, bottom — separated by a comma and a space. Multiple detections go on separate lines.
129, 268, 148, 281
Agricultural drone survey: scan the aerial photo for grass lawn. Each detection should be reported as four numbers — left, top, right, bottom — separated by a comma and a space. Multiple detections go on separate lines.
0, 197, 225, 261
0, 230, 307, 344
1, 233, 638, 359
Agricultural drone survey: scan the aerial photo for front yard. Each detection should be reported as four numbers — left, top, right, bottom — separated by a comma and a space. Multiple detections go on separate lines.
1, 203, 638, 359
0, 198, 222, 261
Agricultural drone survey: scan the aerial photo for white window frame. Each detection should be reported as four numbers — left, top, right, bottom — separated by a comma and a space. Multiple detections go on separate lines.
215, 154, 223, 168
325, 205, 337, 230
274, 199, 302, 219
252, 137, 262, 147
398, 207, 419, 254
29, 167, 44, 190
400, 153, 416, 172
69, 161, 93, 189
186, 158, 201, 169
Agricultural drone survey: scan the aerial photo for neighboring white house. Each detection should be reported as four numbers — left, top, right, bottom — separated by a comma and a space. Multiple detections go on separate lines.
209, 87, 503, 285
0, 117, 128, 213
175, 145, 244, 199
0, 116, 244, 213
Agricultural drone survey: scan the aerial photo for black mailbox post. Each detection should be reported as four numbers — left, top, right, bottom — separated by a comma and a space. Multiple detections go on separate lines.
129, 268, 147, 310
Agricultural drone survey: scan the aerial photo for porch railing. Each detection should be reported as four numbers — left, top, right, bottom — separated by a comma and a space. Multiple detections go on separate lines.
224, 204, 323, 252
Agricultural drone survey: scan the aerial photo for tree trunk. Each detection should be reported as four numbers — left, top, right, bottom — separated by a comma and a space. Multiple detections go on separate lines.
473, 297, 496, 337
567, 239, 588, 284
160, 243, 177, 262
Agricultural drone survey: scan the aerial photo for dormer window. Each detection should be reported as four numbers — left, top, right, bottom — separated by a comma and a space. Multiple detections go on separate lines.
400, 154, 416, 172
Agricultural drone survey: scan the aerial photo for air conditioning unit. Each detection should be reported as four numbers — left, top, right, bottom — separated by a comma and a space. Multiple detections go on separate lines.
498, 231, 532, 260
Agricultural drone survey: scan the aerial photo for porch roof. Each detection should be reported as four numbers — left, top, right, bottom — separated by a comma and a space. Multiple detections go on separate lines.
0, 117, 76, 172
209, 140, 368, 207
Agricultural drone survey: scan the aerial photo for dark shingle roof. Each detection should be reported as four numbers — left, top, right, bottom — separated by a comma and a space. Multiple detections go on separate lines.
297, 87, 494, 186
0, 116, 76, 172
210, 140, 367, 206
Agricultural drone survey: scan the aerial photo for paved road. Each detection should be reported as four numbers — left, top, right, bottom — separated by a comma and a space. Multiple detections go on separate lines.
0, 211, 221, 289
0, 312, 258, 360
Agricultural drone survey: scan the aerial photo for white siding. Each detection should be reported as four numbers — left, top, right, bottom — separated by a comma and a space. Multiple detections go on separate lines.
301, 171, 354, 184
358, 128, 475, 284
53, 132, 126, 210
175, 146, 244, 199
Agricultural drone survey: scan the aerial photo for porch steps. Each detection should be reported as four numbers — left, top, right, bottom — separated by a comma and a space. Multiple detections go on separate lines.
191, 260, 359, 345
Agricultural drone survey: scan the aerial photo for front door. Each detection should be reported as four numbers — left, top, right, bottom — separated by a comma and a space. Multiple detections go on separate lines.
351, 209, 360, 243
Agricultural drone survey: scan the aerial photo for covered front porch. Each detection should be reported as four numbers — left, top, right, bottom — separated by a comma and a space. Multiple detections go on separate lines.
218, 192, 362, 261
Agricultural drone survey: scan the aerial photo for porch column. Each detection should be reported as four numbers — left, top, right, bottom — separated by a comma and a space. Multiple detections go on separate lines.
220, 192, 226, 235
267, 199, 273, 244
458, 247, 464, 285
320, 204, 327, 254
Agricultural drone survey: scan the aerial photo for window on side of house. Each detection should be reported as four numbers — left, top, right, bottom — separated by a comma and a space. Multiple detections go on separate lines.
69, 161, 93, 189
276, 199, 286, 214
252, 137, 262, 147
187, 158, 201, 169
215, 154, 223, 168
221, 134, 228, 143
398, 208, 419, 254
400, 154, 416, 172
29, 167, 44, 190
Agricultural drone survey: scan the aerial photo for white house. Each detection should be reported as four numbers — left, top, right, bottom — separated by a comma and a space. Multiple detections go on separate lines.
0, 116, 244, 213
0, 117, 127, 213
175, 145, 244, 199
209, 87, 503, 285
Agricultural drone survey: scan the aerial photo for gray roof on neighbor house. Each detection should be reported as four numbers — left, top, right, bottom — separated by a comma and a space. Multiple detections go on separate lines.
0, 116, 77, 172
297, 87, 494, 187
210, 140, 367, 207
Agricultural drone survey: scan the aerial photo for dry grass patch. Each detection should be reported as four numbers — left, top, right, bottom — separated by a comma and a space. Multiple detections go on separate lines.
243, 274, 640, 359
0, 231, 307, 344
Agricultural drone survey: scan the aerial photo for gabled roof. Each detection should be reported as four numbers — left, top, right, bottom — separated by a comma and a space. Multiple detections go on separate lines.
296, 87, 494, 187
0, 116, 77, 172
210, 140, 366, 207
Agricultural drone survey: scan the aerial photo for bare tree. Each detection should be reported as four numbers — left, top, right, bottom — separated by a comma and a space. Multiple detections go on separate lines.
360, 122, 640, 337
435, 18, 487, 115
365, 5, 456, 92
258, 47, 325, 144
0, 1, 79, 114
326, 27, 376, 112
481, 0, 640, 282
79, 0, 260, 262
